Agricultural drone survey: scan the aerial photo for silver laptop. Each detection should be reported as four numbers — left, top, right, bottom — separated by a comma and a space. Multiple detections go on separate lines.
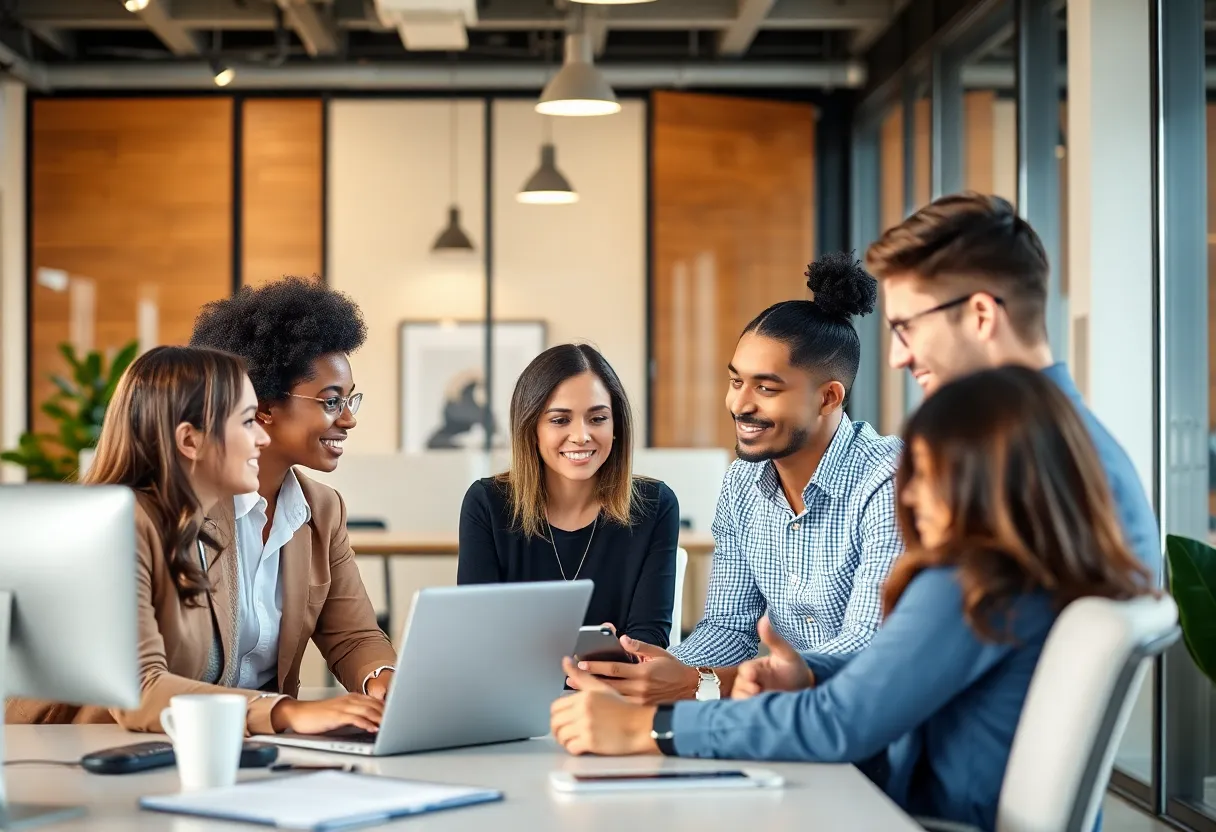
254, 580, 592, 756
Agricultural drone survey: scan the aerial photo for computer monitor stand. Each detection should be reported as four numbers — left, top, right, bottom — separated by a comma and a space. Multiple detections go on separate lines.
0, 592, 85, 830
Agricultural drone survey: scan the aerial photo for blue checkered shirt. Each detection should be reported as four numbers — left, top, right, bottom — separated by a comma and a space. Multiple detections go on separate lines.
671, 416, 904, 667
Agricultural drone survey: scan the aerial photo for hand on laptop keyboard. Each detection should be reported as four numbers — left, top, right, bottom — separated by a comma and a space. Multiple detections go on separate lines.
270, 694, 385, 736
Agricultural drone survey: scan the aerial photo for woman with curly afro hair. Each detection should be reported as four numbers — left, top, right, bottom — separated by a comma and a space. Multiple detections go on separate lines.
188, 276, 398, 738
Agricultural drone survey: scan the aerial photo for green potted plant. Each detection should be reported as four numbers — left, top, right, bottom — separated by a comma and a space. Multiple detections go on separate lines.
1, 341, 138, 482
1164, 533, 1216, 685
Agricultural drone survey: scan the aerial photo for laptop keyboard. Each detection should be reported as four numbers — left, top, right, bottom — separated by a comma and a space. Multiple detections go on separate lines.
290, 725, 376, 744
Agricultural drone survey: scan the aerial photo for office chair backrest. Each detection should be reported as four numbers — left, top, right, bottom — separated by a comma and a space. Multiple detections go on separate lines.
997, 594, 1179, 832
670, 548, 688, 647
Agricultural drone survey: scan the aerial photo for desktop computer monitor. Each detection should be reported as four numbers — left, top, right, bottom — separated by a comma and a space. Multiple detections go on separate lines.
0, 484, 141, 827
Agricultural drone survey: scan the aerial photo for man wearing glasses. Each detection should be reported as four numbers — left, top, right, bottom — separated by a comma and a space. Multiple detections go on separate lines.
190, 277, 398, 731
867, 192, 1159, 574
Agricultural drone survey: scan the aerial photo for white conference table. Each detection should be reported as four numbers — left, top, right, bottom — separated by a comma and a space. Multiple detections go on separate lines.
5, 725, 923, 831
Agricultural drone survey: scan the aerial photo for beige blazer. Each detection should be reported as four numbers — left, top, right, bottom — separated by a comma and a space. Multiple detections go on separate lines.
6, 471, 397, 735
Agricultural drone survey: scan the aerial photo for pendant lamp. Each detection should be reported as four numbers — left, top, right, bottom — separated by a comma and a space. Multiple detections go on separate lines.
432, 99, 476, 252
517, 117, 578, 204
536, 32, 619, 117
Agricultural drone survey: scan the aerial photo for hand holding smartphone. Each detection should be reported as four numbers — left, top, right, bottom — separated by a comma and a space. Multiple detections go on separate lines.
573, 625, 636, 666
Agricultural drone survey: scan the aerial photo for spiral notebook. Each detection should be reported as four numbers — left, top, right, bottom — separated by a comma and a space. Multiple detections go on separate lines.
139, 770, 503, 830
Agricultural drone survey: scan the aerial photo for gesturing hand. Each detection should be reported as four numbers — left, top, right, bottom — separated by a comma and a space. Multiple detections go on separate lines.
732, 615, 815, 699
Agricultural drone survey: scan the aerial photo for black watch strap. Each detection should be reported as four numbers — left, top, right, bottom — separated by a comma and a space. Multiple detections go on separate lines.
650, 704, 677, 756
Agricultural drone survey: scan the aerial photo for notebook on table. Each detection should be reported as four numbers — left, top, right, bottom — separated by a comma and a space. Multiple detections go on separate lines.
139, 770, 503, 830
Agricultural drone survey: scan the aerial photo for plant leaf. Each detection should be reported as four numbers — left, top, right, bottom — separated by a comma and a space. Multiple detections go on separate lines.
109, 341, 139, 380
101, 342, 138, 406
81, 351, 102, 388
56, 343, 82, 374
40, 401, 72, 422
1166, 534, 1216, 686
49, 374, 76, 398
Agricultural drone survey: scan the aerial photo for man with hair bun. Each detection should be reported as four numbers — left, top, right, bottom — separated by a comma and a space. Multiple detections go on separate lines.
567, 252, 903, 705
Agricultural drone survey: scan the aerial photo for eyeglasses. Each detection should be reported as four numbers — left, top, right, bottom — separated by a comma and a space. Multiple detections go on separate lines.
887, 294, 1006, 347
290, 392, 363, 418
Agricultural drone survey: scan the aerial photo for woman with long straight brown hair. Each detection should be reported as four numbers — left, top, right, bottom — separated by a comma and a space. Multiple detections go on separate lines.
7, 346, 388, 737
458, 343, 679, 648
552, 365, 1153, 831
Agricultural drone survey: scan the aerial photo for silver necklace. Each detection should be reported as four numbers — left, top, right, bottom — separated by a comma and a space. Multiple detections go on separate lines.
547, 515, 598, 581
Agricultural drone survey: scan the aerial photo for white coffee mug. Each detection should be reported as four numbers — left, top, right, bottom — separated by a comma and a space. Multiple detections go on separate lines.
159, 693, 247, 792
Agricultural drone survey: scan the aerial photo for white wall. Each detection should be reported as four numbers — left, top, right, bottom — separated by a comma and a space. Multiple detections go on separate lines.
1, 81, 25, 482
491, 100, 648, 430
1067, 0, 1155, 497
328, 99, 488, 454
992, 99, 1018, 205
327, 98, 647, 456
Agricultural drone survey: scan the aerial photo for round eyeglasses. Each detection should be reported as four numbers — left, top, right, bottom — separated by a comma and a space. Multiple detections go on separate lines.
290, 392, 363, 418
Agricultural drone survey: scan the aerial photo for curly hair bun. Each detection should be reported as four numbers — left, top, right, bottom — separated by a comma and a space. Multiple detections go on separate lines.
804, 251, 878, 320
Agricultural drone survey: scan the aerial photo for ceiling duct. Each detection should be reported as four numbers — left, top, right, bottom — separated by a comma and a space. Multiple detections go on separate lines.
374, 0, 478, 51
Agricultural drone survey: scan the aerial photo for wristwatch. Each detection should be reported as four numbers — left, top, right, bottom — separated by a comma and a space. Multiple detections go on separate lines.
650, 704, 676, 756
694, 666, 721, 701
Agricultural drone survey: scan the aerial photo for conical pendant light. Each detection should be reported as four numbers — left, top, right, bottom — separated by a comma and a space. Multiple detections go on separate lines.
432, 98, 475, 252
517, 118, 578, 204
433, 206, 474, 250
536, 31, 619, 117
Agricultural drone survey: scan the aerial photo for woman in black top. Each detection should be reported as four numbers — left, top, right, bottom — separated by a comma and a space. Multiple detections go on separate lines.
457, 344, 679, 647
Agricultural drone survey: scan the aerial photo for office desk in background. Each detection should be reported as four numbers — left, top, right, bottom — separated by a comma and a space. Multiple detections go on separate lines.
348, 531, 717, 637
5, 725, 922, 831
347, 531, 716, 557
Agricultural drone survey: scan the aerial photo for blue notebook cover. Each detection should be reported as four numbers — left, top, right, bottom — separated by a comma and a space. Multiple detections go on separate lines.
139, 770, 503, 830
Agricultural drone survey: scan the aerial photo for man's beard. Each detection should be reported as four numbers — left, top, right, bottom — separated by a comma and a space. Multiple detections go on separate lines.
735, 424, 810, 463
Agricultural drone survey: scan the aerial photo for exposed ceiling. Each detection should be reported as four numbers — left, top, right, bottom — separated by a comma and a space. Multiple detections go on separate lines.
0, 0, 902, 91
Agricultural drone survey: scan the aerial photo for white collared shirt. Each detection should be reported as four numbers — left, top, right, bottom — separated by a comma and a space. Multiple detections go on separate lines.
232, 469, 312, 691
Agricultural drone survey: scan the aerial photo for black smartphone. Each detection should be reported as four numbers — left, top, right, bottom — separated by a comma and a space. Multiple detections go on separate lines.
573, 625, 634, 665
80, 740, 278, 775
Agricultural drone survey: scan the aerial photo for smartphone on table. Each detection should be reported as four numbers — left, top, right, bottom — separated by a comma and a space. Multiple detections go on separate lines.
549, 768, 784, 793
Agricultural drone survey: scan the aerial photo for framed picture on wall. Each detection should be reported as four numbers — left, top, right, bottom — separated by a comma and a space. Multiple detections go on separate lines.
398, 320, 547, 453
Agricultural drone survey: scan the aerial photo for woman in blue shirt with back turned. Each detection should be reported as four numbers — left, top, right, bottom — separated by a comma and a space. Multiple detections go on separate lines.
554, 365, 1153, 831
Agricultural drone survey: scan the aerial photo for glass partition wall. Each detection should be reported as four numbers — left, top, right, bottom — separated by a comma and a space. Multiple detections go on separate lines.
852, 0, 1216, 828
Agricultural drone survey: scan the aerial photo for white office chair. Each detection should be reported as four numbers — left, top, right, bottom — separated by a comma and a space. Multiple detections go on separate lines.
669, 548, 688, 648
920, 593, 1179, 832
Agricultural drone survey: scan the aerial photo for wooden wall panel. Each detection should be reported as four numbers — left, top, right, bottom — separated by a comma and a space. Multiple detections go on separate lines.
880, 107, 905, 229
963, 90, 996, 195
651, 91, 815, 450
242, 99, 324, 287
913, 96, 932, 209
31, 98, 232, 433
878, 107, 906, 437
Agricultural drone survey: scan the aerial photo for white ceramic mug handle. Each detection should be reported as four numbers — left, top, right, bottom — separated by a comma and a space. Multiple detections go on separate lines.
159, 707, 176, 741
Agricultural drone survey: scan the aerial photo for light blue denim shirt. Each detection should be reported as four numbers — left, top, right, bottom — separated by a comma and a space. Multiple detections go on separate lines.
670, 567, 1057, 831
1041, 363, 1161, 577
